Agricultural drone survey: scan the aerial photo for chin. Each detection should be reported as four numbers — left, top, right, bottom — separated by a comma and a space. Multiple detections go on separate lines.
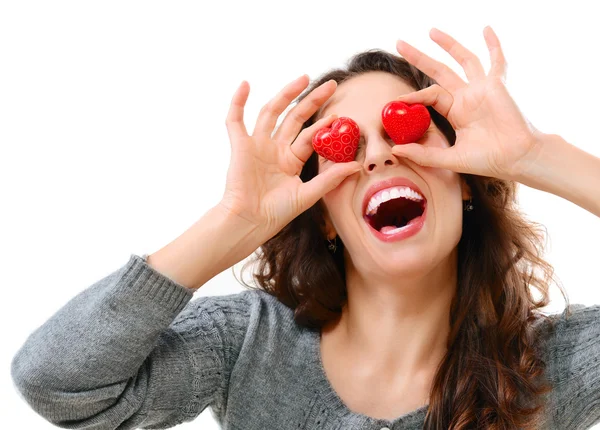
348, 244, 435, 277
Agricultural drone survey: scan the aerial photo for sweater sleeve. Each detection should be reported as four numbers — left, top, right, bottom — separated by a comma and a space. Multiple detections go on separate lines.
546, 303, 600, 429
10, 253, 253, 430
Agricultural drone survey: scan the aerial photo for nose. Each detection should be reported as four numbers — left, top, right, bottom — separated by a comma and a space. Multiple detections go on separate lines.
361, 134, 401, 173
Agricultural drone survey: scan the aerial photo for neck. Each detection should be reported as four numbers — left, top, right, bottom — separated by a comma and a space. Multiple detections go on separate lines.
326, 248, 458, 382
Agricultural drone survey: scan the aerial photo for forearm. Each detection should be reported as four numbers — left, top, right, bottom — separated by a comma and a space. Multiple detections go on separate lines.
147, 204, 262, 291
514, 132, 600, 218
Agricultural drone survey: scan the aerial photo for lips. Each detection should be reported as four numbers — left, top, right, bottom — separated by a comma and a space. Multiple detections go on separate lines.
361, 177, 426, 217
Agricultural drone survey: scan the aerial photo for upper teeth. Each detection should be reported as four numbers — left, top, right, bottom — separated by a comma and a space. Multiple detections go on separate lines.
365, 186, 424, 216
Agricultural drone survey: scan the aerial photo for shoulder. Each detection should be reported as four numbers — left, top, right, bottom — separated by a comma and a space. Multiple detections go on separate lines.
534, 303, 600, 354
534, 303, 600, 428
170, 288, 312, 374
174, 288, 294, 321
171, 288, 298, 339
534, 303, 600, 375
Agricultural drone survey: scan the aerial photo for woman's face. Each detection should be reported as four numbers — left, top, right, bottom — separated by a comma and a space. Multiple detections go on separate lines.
316, 71, 471, 279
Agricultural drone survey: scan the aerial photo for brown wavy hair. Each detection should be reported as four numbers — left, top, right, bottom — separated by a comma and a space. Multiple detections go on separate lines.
236, 49, 571, 429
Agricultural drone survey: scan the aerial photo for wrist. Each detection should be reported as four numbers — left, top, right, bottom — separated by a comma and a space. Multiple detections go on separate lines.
511, 131, 560, 188
214, 201, 260, 233
511, 132, 600, 218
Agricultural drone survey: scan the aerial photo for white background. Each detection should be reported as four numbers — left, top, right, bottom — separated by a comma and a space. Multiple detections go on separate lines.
2, 1, 599, 428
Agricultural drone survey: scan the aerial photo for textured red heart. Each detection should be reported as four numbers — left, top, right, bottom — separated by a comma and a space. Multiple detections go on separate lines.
381, 101, 431, 145
312, 117, 360, 163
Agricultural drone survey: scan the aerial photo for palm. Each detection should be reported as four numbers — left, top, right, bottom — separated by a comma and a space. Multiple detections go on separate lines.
221, 77, 361, 242
446, 78, 538, 179
393, 27, 539, 181
224, 133, 304, 233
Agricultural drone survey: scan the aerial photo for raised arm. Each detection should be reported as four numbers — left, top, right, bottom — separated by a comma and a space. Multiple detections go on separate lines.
10, 205, 258, 429
11, 72, 362, 428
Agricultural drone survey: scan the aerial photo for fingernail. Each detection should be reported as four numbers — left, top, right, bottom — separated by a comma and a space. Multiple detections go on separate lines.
318, 79, 336, 88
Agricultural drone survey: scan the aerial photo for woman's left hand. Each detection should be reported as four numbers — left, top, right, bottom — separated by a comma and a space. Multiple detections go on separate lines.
390, 26, 542, 182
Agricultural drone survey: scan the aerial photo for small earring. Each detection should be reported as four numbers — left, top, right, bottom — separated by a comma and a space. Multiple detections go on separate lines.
327, 236, 338, 253
464, 197, 474, 212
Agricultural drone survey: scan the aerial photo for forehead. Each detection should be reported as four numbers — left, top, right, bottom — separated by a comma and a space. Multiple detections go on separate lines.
317, 72, 416, 120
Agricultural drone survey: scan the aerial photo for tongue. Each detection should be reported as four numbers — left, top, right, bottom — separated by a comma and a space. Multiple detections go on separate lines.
379, 216, 420, 234
380, 226, 401, 234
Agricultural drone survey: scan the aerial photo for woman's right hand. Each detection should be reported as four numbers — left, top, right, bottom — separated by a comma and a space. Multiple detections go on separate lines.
218, 74, 362, 242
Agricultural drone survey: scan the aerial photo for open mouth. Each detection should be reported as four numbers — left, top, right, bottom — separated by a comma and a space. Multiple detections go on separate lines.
365, 195, 426, 233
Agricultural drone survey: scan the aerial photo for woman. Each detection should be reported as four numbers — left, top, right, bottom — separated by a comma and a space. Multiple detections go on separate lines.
11, 27, 600, 429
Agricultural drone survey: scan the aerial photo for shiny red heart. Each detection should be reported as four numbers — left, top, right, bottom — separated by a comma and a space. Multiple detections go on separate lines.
381, 101, 431, 145
312, 117, 360, 163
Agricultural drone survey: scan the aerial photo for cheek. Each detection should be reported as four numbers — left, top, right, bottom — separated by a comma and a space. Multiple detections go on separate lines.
419, 134, 463, 208
320, 176, 357, 221
419, 135, 455, 178
425, 131, 450, 149
321, 181, 347, 208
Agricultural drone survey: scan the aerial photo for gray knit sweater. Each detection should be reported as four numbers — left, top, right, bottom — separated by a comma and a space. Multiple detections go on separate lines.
10, 253, 600, 429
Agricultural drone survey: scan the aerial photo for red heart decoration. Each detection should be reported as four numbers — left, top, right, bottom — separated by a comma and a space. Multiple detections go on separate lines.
312, 117, 360, 163
381, 101, 431, 145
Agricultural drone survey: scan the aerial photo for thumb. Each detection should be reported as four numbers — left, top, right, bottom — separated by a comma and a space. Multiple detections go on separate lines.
391, 144, 458, 170
298, 161, 362, 208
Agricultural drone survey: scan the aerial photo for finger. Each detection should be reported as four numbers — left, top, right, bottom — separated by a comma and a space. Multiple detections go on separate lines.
429, 28, 486, 82
395, 84, 454, 119
225, 80, 251, 146
272, 79, 337, 143
297, 161, 362, 211
286, 113, 339, 172
391, 143, 466, 172
252, 74, 310, 138
396, 39, 466, 93
483, 26, 508, 83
